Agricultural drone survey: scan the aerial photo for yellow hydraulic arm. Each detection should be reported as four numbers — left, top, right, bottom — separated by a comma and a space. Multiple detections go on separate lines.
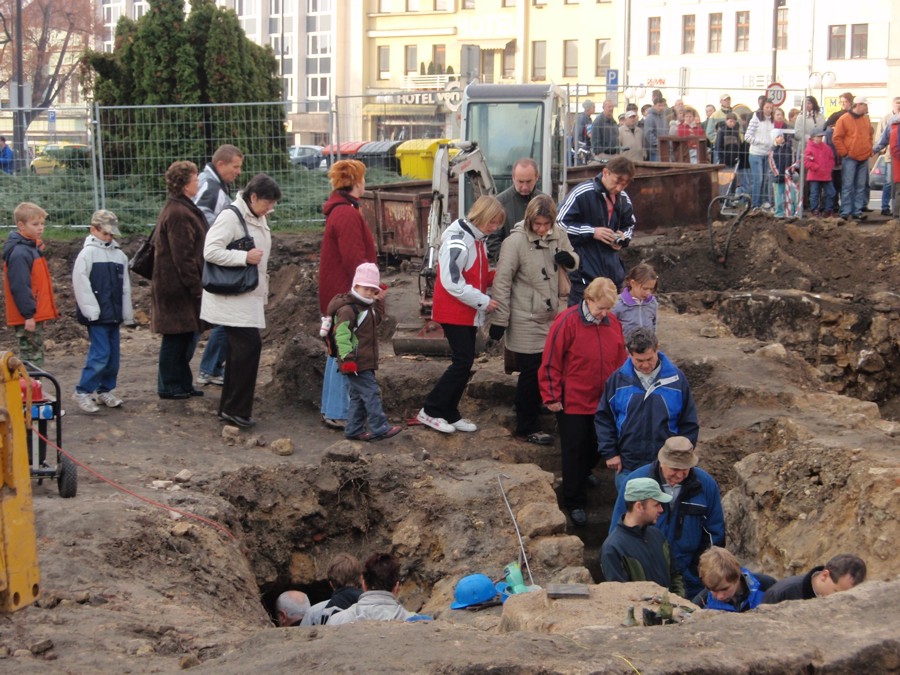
0, 352, 40, 612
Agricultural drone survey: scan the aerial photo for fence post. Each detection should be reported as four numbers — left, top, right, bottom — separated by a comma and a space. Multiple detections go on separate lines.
93, 102, 106, 210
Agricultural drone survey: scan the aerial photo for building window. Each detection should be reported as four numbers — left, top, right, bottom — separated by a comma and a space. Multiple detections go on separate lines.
378, 0, 393, 11
503, 40, 515, 78
595, 39, 611, 79
462, 0, 474, 8
563, 40, 578, 78
850, 24, 867, 59
433, 44, 446, 72
708, 13, 722, 53
378, 46, 390, 79
435, 0, 449, 9
648, 17, 660, 56
406, 0, 419, 10
682, 15, 695, 54
776, 7, 788, 50
532, 40, 546, 80
405, 45, 418, 74
735, 11, 750, 52
502, 0, 515, 6
828, 25, 846, 60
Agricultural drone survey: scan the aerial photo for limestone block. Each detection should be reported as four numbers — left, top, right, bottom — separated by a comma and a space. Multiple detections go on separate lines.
527, 535, 584, 570
755, 343, 787, 359
498, 581, 695, 634
856, 350, 885, 374
516, 502, 566, 538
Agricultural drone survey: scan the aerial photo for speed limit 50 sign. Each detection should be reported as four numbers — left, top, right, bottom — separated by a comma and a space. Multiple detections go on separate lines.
766, 82, 787, 107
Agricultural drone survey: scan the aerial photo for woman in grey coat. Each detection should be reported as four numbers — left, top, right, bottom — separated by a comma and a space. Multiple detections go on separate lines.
490, 194, 578, 444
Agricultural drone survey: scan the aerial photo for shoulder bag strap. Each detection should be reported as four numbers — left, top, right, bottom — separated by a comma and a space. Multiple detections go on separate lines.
224, 204, 250, 238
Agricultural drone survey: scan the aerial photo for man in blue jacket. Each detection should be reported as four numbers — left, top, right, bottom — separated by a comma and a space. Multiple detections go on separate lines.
596, 327, 699, 492
608, 436, 724, 599
557, 155, 636, 302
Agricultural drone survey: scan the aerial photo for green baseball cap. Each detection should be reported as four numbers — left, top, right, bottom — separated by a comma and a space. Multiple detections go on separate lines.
624, 477, 672, 503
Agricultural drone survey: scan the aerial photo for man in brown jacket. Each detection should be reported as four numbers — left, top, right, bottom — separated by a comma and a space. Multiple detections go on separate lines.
833, 98, 873, 221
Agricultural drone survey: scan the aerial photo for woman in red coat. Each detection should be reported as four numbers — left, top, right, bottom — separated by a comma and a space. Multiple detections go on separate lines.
318, 160, 377, 429
539, 276, 626, 526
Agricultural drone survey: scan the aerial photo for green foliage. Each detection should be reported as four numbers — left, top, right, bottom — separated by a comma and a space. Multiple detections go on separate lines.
81, 0, 287, 188
420, 62, 426, 75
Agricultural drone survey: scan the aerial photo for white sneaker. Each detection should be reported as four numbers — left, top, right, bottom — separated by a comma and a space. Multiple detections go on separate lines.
73, 392, 99, 413
416, 409, 456, 434
452, 418, 478, 432
96, 391, 123, 408
197, 372, 225, 386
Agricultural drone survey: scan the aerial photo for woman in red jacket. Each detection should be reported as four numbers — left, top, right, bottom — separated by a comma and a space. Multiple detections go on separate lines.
417, 195, 504, 434
539, 276, 626, 525
318, 160, 376, 429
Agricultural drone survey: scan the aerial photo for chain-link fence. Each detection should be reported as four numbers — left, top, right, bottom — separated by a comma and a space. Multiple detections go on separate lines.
0, 102, 341, 231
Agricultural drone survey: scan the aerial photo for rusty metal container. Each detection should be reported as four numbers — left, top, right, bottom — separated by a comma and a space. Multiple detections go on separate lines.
360, 180, 459, 260
566, 161, 719, 230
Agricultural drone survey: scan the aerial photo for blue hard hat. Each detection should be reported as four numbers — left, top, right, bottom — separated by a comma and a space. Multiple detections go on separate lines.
450, 574, 498, 609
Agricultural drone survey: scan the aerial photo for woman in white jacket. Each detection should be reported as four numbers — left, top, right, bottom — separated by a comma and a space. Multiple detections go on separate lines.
200, 173, 280, 428
744, 100, 775, 209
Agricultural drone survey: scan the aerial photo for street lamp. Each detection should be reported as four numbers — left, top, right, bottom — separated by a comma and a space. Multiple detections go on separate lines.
624, 85, 646, 102
808, 71, 836, 105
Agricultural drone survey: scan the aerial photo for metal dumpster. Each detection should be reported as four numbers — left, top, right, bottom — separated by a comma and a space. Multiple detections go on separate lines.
357, 140, 404, 173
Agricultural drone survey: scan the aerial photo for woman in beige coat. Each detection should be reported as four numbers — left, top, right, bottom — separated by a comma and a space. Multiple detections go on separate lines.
489, 194, 578, 445
200, 173, 280, 428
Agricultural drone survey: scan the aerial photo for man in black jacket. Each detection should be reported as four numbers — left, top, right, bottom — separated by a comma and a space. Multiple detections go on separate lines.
762, 553, 866, 604
600, 477, 685, 597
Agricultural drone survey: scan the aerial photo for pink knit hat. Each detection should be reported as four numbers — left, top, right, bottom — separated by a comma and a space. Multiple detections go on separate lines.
352, 262, 381, 290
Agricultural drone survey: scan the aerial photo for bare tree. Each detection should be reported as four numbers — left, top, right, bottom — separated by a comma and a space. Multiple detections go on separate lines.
0, 0, 100, 114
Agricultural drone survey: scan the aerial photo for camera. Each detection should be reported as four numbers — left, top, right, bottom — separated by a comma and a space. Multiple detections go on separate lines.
613, 234, 625, 246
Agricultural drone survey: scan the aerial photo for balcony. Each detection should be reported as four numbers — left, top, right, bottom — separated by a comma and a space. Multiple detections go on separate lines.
401, 74, 452, 90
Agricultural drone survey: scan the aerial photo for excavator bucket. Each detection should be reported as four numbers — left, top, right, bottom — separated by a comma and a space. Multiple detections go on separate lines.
0, 352, 40, 613
391, 320, 487, 357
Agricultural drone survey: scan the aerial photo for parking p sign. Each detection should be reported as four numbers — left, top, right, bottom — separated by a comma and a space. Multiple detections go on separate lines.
606, 69, 619, 92
766, 82, 787, 107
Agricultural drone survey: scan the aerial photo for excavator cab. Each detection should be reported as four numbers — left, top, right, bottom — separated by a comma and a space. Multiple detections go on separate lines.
460, 83, 568, 211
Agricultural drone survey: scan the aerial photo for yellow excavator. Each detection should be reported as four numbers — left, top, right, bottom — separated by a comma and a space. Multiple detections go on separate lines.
0, 352, 41, 613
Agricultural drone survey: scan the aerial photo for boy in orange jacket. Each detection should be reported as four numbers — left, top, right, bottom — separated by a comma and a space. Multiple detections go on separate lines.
2, 202, 59, 365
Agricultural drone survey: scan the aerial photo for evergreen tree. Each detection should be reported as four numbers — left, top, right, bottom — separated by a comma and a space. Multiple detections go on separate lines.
82, 0, 287, 184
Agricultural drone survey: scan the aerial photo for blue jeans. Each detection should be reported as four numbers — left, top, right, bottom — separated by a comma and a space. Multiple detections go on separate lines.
749, 154, 770, 207
321, 355, 350, 420
199, 325, 227, 377
613, 467, 634, 495
840, 157, 868, 216
809, 181, 836, 212
76, 324, 120, 394
345, 370, 390, 438
882, 183, 892, 211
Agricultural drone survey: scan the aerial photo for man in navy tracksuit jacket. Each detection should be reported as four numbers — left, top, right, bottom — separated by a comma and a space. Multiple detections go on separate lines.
595, 327, 699, 493
558, 156, 636, 303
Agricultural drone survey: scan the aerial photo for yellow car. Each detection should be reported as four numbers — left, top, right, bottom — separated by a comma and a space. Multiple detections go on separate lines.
30, 143, 91, 175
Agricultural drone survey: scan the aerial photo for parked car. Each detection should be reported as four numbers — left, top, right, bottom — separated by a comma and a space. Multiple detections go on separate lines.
289, 144, 325, 170
869, 154, 891, 190
30, 143, 91, 175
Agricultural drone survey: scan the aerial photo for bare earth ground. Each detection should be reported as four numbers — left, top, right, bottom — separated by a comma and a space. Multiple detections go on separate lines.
0, 213, 898, 672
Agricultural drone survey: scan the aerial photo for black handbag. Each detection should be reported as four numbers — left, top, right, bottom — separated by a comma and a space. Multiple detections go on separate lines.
129, 229, 155, 279
202, 205, 260, 295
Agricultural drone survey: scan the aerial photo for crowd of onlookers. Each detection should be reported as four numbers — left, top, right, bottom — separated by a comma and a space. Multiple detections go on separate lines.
2, 128, 877, 632
574, 91, 900, 220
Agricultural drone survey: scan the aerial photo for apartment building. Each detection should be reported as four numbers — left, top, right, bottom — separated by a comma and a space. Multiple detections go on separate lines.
628, 0, 897, 119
